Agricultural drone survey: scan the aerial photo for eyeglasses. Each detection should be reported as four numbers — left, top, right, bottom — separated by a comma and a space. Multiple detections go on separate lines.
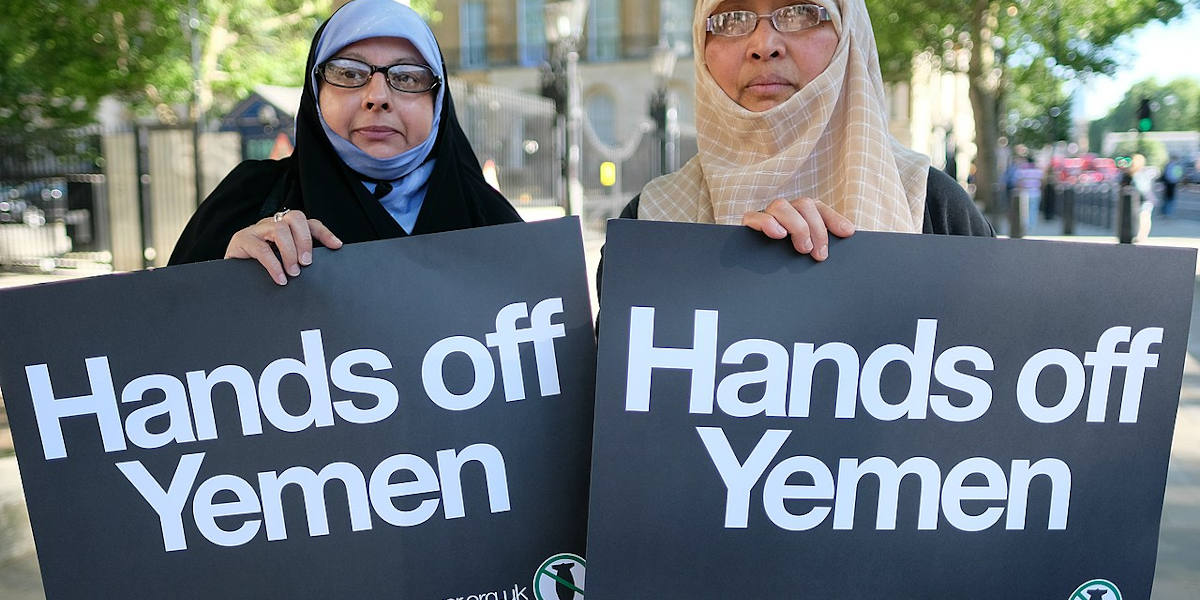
315, 58, 441, 94
706, 4, 831, 37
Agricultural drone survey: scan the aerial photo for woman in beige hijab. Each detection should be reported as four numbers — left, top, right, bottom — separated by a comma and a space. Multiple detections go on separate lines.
627, 0, 993, 261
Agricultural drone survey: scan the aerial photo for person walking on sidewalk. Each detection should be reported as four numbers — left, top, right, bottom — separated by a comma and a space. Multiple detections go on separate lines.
1160, 155, 1184, 216
1013, 156, 1043, 230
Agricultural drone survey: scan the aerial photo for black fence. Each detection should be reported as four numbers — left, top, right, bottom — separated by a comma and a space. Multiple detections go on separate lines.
1005, 181, 1144, 242
451, 80, 559, 209
0, 126, 109, 270
582, 127, 697, 221
1058, 182, 1119, 229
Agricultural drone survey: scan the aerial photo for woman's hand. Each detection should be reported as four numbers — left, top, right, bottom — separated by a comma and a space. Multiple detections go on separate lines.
224, 209, 344, 285
742, 198, 856, 261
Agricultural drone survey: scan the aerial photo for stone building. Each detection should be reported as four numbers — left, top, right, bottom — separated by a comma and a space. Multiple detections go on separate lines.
428, 0, 976, 199
431, 0, 697, 144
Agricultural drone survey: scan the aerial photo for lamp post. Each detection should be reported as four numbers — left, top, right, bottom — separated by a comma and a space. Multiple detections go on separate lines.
649, 43, 678, 177
187, 0, 205, 209
542, 0, 588, 217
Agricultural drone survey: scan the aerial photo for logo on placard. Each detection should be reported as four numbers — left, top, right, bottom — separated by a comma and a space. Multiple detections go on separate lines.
1070, 579, 1122, 600
533, 553, 585, 600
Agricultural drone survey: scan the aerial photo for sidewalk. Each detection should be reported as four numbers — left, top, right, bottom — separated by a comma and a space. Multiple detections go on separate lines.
1019, 211, 1200, 260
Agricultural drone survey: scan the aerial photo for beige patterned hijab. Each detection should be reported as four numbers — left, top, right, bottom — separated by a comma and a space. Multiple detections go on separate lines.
639, 0, 929, 232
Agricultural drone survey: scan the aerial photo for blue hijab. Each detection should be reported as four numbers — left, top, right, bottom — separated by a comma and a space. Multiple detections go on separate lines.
312, 0, 444, 232
168, 0, 521, 265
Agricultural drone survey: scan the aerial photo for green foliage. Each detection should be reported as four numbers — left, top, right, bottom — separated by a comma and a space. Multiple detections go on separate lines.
866, 0, 963, 80
868, 0, 1196, 128
1112, 138, 1168, 168
873, 0, 1190, 87
867, 0, 1195, 213
1003, 56, 1072, 148
408, 0, 442, 23
0, 0, 177, 130
0, 0, 335, 131
0, 0, 442, 132
1088, 77, 1200, 150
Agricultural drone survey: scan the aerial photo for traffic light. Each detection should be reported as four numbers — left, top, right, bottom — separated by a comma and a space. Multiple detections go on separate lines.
600, 161, 616, 187
1136, 98, 1153, 132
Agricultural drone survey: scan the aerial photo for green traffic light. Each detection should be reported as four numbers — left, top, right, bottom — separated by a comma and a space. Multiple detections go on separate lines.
1138, 117, 1153, 132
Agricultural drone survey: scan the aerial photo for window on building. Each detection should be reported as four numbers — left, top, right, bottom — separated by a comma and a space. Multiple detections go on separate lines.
586, 92, 617, 145
660, 0, 691, 51
518, 0, 547, 66
588, 0, 620, 61
461, 1, 487, 69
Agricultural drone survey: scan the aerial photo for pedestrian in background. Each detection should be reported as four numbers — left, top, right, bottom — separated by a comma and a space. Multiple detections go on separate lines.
617, 0, 992, 265
1013, 156, 1043, 230
169, 0, 521, 281
1160, 155, 1183, 216
1121, 153, 1156, 242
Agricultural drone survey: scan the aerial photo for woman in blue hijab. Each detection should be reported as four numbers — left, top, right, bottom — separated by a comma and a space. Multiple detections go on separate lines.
169, 0, 521, 282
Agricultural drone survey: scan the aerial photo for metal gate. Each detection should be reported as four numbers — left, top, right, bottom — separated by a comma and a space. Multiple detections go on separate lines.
0, 126, 107, 270
0, 124, 240, 272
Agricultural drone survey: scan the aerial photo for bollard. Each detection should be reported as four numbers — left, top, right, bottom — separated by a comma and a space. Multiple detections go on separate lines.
1042, 181, 1056, 220
1060, 184, 1075, 235
1117, 185, 1138, 244
1009, 189, 1028, 239
1103, 183, 1115, 229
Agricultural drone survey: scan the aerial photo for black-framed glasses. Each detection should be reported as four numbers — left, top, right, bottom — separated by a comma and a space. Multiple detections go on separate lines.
315, 58, 441, 94
706, 4, 831, 37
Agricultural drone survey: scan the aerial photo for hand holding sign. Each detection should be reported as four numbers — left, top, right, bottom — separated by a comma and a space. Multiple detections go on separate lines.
740, 197, 856, 261
588, 219, 1194, 598
0, 219, 595, 599
223, 209, 343, 286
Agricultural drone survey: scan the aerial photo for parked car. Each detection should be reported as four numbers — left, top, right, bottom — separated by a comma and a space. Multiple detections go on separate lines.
1076, 156, 1120, 184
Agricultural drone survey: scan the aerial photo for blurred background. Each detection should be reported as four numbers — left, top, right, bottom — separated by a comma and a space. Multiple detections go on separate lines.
0, 0, 1197, 272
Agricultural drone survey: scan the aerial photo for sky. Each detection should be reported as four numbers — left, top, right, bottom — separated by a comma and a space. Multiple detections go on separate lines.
1073, 8, 1200, 120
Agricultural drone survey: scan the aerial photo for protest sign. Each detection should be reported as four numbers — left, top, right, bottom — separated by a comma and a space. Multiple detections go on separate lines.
0, 218, 594, 599
587, 219, 1195, 599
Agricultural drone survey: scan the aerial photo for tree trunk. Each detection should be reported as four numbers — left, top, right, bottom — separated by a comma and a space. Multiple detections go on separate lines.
968, 0, 1002, 221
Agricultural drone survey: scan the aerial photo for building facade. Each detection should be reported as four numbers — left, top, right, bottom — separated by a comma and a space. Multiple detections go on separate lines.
430, 0, 977, 206
432, 0, 697, 139
430, 0, 698, 215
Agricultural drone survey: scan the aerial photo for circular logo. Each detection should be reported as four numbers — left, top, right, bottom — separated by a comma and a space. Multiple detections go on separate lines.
1070, 579, 1122, 600
533, 553, 586, 600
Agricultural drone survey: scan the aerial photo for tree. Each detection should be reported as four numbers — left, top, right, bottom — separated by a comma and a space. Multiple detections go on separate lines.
0, 0, 441, 132
868, 0, 1197, 214
1003, 56, 1073, 150
867, 0, 962, 81
408, 0, 442, 23
0, 0, 174, 130
1089, 77, 1200, 151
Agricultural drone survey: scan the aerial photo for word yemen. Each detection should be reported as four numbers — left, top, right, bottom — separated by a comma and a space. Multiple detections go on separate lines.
18, 297, 567, 551
625, 307, 1164, 533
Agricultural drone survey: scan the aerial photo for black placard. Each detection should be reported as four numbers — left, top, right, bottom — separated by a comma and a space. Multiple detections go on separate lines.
587, 219, 1194, 599
0, 218, 594, 599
